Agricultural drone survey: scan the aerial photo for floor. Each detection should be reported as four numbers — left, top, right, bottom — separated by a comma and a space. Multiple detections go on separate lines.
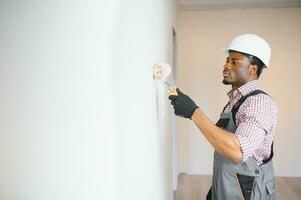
175, 173, 301, 200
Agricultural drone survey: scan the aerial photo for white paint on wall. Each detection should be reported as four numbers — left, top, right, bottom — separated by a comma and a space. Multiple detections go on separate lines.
177, 8, 301, 177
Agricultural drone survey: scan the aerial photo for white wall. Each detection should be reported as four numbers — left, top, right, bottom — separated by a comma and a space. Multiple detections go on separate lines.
0, 0, 176, 199
112, 0, 177, 199
176, 8, 301, 177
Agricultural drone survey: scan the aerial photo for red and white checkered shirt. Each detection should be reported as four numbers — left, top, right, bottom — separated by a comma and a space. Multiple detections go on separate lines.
224, 80, 277, 165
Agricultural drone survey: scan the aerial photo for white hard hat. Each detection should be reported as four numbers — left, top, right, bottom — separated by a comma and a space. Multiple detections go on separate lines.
225, 34, 271, 68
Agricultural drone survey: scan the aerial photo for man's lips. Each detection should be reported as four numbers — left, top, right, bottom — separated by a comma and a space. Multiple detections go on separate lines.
223, 70, 231, 76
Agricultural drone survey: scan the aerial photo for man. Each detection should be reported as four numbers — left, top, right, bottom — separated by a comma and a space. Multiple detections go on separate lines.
169, 34, 277, 200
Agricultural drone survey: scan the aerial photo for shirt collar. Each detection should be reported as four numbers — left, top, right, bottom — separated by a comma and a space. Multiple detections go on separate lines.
227, 80, 261, 99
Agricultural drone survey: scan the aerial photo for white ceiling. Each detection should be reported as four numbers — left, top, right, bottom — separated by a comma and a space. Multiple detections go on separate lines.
178, 0, 301, 10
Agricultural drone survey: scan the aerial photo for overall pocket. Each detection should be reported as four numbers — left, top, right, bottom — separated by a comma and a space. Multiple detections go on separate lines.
265, 180, 276, 200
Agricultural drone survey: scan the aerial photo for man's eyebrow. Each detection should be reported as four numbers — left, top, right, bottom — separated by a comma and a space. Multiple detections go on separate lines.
226, 57, 239, 60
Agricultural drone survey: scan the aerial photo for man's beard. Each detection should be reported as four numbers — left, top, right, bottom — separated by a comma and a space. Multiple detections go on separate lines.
223, 79, 232, 85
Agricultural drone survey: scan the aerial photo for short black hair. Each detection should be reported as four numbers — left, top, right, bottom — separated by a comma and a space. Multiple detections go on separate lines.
242, 53, 265, 78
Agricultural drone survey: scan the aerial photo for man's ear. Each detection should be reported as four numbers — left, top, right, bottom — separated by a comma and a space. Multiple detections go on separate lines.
249, 64, 258, 75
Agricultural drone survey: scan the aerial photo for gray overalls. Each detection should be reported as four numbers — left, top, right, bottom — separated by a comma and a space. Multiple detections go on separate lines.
206, 90, 276, 200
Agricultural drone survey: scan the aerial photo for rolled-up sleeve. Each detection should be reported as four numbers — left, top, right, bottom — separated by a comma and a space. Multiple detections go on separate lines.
235, 95, 276, 162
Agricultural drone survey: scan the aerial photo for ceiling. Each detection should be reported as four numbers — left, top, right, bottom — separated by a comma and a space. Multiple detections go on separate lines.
178, 0, 301, 10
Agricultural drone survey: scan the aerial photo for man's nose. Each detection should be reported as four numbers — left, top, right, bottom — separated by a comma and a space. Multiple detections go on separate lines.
223, 63, 231, 70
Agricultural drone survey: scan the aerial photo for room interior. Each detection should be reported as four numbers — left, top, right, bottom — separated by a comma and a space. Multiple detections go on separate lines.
0, 0, 300, 199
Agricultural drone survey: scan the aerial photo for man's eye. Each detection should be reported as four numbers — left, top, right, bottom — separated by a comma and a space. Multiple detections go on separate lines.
232, 61, 236, 65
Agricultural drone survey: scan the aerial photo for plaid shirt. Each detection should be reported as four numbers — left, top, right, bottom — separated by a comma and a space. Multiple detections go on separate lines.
224, 80, 277, 165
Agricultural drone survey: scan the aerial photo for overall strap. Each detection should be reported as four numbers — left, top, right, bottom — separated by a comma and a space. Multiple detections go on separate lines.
231, 90, 268, 125
222, 102, 230, 113
261, 142, 274, 165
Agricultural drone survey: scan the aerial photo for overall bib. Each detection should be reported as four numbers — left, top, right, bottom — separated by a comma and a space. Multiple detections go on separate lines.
206, 90, 276, 200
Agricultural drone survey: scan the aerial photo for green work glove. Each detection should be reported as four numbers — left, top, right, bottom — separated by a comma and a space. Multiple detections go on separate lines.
168, 88, 199, 119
